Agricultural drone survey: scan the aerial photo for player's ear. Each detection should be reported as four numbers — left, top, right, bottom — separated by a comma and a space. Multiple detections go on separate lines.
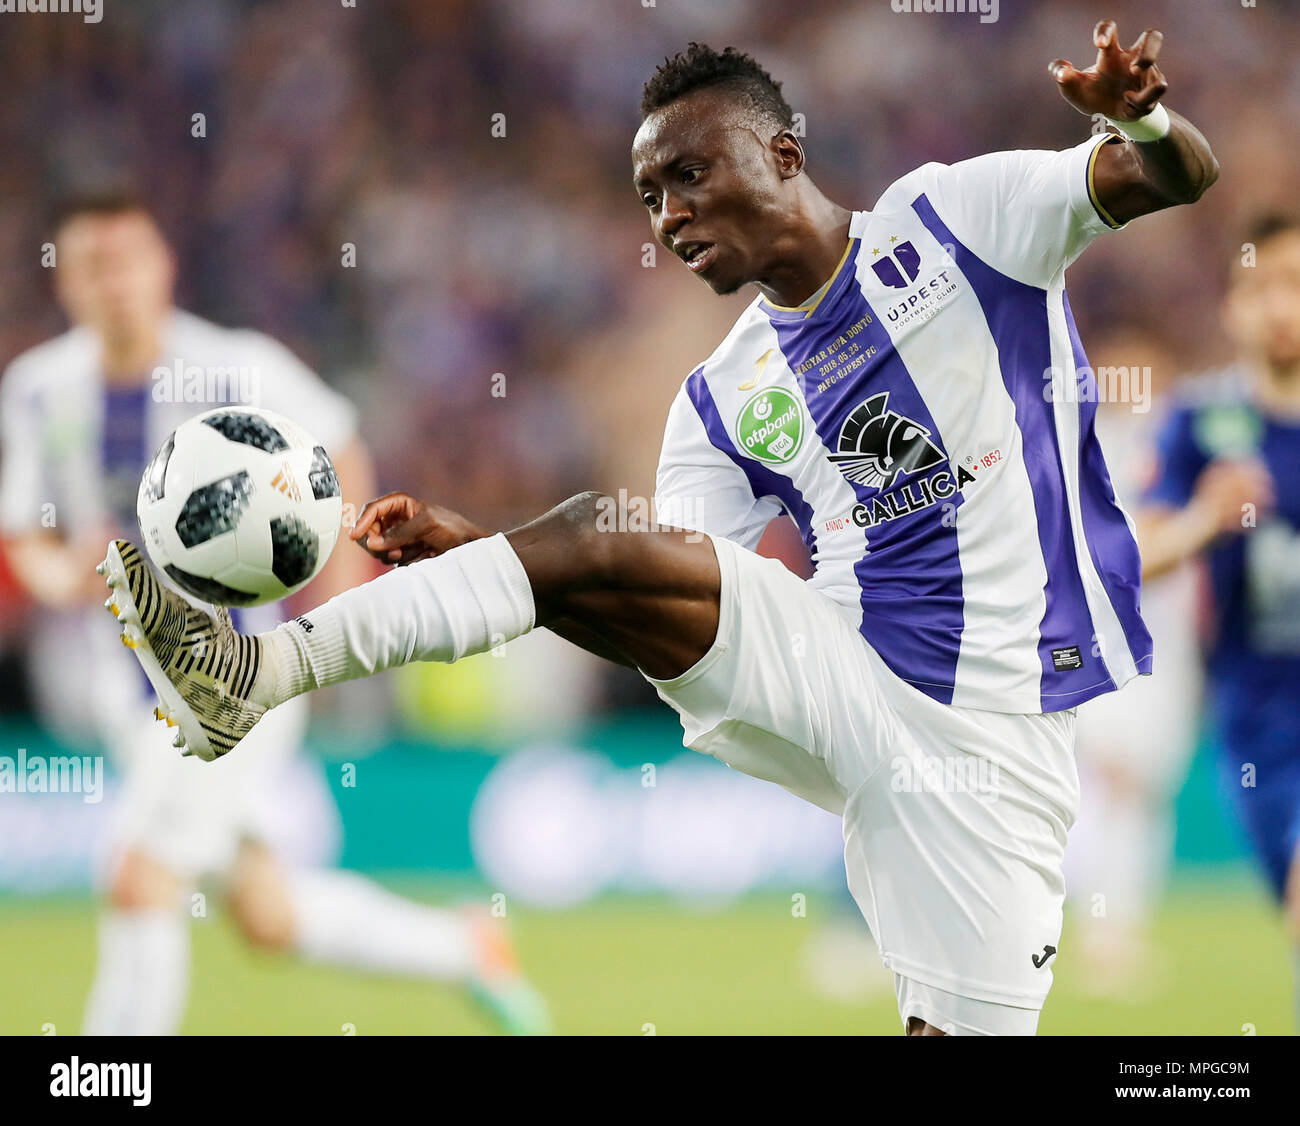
773, 131, 805, 180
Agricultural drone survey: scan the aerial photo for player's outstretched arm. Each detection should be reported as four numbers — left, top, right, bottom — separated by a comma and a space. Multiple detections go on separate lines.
1137, 459, 1274, 581
1051, 20, 1219, 225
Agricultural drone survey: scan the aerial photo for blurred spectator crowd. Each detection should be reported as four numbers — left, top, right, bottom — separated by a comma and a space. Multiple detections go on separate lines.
1, 0, 1297, 724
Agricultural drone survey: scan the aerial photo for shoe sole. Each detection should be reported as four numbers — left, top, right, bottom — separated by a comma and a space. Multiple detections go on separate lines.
99, 541, 216, 762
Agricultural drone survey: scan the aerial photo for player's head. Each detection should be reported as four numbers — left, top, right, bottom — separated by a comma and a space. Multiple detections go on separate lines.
51, 190, 176, 346
1224, 212, 1300, 375
633, 43, 807, 296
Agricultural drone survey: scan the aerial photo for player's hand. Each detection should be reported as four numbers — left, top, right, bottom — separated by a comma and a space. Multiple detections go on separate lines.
1187, 459, 1275, 539
348, 492, 490, 566
1050, 20, 1167, 122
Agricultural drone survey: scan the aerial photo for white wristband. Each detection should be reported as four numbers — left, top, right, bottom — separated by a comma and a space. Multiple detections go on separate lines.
1107, 102, 1171, 143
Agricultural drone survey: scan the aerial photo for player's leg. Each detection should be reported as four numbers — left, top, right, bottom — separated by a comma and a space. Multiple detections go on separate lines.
505, 492, 722, 679
224, 840, 550, 1034
82, 847, 192, 1035
1217, 740, 1300, 1029
99, 494, 724, 759
214, 692, 549, 1033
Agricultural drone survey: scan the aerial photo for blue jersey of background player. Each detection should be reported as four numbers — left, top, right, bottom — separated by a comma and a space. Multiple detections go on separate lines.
1140, 214, 1300, 951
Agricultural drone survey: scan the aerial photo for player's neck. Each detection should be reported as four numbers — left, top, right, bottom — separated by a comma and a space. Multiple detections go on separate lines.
1250, 357, 1300, 421
98, 327, 162, 385
755, 197, 853, 309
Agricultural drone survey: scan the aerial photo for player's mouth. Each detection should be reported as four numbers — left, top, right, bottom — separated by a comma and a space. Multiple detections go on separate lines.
677, 241, 718, 274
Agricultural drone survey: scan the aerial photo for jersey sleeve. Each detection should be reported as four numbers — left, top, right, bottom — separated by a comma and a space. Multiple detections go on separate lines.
240, 332, 359, 452
0, 362, 49, 536
1143, 406, 1206, 509
923, 133, 1126, 288
654, 384, 781, 551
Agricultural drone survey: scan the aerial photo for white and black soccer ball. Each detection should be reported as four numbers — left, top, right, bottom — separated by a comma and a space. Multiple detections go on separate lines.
136, 406, 343, 607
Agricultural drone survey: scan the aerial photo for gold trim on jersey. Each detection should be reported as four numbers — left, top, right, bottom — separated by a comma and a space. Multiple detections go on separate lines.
763, 238, 857, 317
1088, 134, 1126, 231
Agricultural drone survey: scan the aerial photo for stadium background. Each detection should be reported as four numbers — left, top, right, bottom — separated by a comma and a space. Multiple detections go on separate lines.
0, 0, 1296, 1034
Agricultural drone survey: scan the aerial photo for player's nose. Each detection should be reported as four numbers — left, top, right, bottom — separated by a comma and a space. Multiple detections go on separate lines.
658, 192, 692, 238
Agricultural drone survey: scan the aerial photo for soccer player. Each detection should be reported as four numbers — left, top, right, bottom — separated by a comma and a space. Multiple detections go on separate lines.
103, 23, 1218, 1035
1138, 212, 1300, 1026
0, 194, 549, 1035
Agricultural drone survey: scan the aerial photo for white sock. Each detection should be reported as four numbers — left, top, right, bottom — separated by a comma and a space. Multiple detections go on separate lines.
253, 534, 534, 709
82, 909, 190, 1035
287, 868, 477, 980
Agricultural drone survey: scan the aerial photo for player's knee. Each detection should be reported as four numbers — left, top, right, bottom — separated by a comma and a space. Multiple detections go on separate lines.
227, 883, 296, 952
226, 850, 296, 952
511, 490, 618, 593
107, 849, 179, 911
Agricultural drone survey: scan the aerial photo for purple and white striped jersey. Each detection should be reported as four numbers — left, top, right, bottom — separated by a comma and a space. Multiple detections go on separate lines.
654, 133, 1152, 715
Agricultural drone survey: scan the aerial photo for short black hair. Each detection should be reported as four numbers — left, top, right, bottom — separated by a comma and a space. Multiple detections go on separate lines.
48, 187, 152, 239
1242, 211, 1300, 250
640, 43, 794, 134
1226, 210, 1300, 286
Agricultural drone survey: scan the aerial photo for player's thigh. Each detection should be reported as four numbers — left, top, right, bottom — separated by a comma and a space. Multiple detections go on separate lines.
645, 535, 905, 810
509, 494, 722, 680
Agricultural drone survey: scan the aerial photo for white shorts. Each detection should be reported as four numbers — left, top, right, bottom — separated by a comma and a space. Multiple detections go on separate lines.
102, 694, 335, 882
37, 608, 338, 885
646, 535, 1080, 1032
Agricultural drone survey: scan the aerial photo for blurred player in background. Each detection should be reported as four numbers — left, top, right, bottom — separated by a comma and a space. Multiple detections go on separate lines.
1068, 328, 1201, 996
1138, 213, 1300, 1026
0, 194, 548, 1035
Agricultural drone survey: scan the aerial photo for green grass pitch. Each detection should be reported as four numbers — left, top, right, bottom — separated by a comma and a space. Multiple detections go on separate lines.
0, 878, 1290, 1035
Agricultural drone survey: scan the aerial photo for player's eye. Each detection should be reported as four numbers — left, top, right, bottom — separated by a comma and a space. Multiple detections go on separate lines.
681, 167, 704, 185
641, 192, 659, 209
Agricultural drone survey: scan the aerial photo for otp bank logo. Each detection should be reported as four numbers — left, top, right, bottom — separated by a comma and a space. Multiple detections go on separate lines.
871, 240, 921, 289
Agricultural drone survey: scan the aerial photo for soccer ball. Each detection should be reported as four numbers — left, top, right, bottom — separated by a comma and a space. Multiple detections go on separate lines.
136, 406, 343, 607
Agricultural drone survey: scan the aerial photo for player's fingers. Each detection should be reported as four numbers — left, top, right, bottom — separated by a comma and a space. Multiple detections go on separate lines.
348, 501, 379, 537
393, 544, 436, 566
1094, 19, 1126, 73
1130, 28, 1163, 69
350, 494, 402, 535
1126, 67, 1167, 113
368, 509, 443, 552
366, 516, 423, 550
350, 492, 422, 539
1049, 59, 1084, 93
